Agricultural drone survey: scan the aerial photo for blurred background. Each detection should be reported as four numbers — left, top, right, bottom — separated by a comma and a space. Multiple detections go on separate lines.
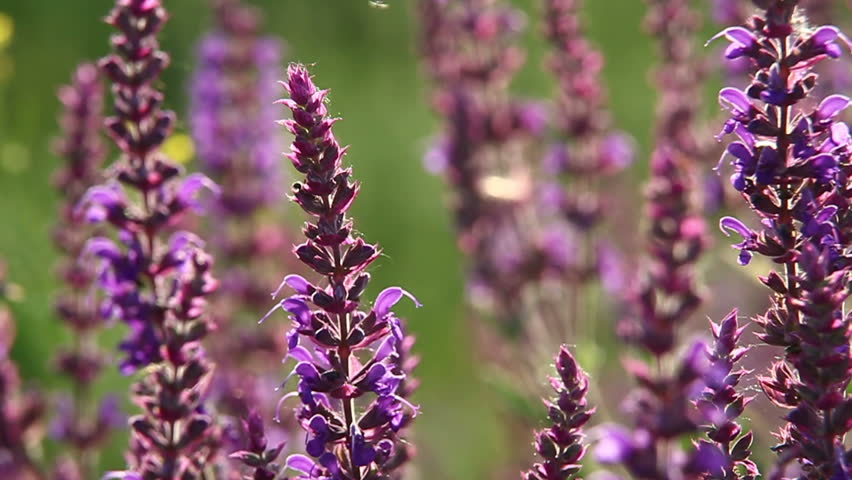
2, 1, 847, 479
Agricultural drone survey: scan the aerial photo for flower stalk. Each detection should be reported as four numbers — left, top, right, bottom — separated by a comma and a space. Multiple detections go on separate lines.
81, 1, 222, 477
52, 62, 121, 479
266, 64, 420, 480
714, 2, 852, 476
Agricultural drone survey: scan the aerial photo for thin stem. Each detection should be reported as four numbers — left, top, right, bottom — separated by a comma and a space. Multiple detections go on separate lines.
330, 235, 361, 480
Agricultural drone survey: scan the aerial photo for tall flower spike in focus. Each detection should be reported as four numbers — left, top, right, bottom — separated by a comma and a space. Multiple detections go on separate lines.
713, 1, 852, 477
521, 346, 594, 480
189, 0, 298, 461
51, 62, 121, 479
82, 0, 221, 477
266, 64, 420, 480
698, 310, 758, 480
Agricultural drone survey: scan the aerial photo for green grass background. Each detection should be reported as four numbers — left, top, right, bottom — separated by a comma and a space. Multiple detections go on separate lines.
0, 0, 752, 478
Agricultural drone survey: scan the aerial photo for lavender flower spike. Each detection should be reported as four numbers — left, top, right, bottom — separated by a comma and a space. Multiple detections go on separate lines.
522, 346, 594, 480
714, 2, 852, 478
88, 0, 221, 477
229, 410, 286, 480
591, 2, 727, 478
698, 310, 757, 480
269, 64, 419, 480
190, 0, 297, 468
52, 62, 120, 477
0, 262, 46, 479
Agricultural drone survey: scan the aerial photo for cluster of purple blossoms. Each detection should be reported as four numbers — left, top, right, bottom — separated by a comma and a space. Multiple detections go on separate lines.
582, 1, 738, 479
521, 347, 594, 480
189, 0, 297, 457
191, 0, 284, 218
0, 262, 45, 479
418, 0, 553, 322
618, 0, 708, 357
79, 0, 222, 477
262, 64, 419, 480
14, 0, 852, 478
51, 62, 123, 479
540, 0, 633, 294
228, 410, 287, 480
714, 1, 852, 477
700, 310, 758, 480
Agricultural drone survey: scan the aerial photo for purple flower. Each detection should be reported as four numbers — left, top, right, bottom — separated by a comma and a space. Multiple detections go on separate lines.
715, 3, 852, 477
228, 410, 286, 480
697, 310, 758, 480
51, 62, 118, 474
271, 64, 419, 480
417, 0, 556, 325
540, 0, 634, 294
88, 0, 222, 476
189, 3, 298, 473
521, 347, 594, 480
719, 216, 757, 266
0, 262, 46, 479
592, 2, 720, 479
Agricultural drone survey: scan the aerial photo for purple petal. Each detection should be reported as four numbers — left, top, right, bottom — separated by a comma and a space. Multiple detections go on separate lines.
817, 95, 851, 121
295, 362, 320, 382
738, 249, 753, 266
812, 26, 840, 46
374, 336, 397, 362
287, 345, 314, 363
705, 26, 756, 48
351, 427, 377, 466
84, 237, 121, 260
817, 205, 839, 223
177, 173, 220, 211
364, 363, 388, 385
283, 297, 312, 326
286, 454, 317, 474
594, 426, 634, 464
726, 142, 752, 161
272, 274, 314, 298
719, 87, 752, 115
719, 216, 753, 239
78, 184, 123, 222
374, 287, 422, 318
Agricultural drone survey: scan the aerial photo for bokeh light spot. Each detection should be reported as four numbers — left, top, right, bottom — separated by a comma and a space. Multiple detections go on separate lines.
0, 13, 13, 50
162, 133, 195, 164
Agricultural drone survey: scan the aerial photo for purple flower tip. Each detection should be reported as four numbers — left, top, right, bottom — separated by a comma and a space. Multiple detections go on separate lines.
273, 274, 315, 298
706, 26, 756, 48
817, 95, 851, 121
374, 287, 422, 318
719, 216, 752, 239
718, 88, 752, 115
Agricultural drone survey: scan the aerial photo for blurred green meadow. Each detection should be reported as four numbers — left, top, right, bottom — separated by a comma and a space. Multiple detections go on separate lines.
0, 0, 754, 478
